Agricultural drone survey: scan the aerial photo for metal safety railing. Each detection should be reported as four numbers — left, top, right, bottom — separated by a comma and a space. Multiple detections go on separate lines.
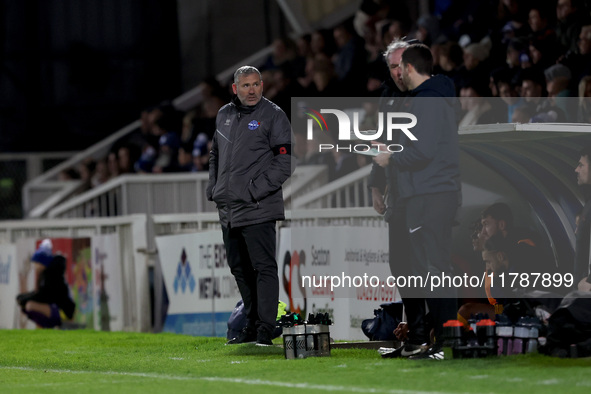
46, 164, 329, 219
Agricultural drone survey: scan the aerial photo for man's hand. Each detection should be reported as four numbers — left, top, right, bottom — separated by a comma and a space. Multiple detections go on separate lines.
372, 141, 391, 168
374, 152, 391, 168
578, 276, 591, 292
394, 322, 409, 341
371, 187, 386, 215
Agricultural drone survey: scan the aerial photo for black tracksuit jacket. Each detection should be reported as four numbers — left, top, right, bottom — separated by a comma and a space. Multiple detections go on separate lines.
207, 96, 294, 227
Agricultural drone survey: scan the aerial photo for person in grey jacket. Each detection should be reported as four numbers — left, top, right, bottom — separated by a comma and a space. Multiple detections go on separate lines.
207, 66, 294, 346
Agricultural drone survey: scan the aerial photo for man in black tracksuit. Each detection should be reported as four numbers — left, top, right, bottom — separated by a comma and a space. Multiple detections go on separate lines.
207, 66, 294, 346
374, 44, 461, 359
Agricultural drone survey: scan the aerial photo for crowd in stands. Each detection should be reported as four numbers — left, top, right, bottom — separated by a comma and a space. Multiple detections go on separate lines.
61, 0, 591, 191
58, 77, 230, 190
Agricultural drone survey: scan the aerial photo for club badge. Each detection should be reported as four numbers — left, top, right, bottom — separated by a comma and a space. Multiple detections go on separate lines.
248, 120, 260, 130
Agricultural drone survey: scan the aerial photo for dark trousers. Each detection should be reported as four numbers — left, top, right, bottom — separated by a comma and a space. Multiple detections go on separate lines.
388, 200, 431, 344
222, 221, 278, 333
389, 191, 459, 344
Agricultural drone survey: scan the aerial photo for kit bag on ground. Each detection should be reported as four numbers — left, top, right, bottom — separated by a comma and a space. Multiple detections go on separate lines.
539, 291, 591, 357
226, 299, 285, 340
361, 302, 403, 341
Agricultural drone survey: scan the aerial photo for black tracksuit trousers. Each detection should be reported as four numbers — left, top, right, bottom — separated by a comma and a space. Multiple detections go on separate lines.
389, 191, 459, 344
222, 221, 278, 334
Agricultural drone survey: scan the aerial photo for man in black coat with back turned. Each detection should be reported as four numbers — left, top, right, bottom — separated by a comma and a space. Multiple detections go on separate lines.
374, 44, 461, 360
207, 66, 294, 346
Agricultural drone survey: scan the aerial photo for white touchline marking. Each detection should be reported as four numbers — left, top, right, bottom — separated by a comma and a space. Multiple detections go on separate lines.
10, 380, 133, 388
9, 381, 88, 388
2, 367, 195, 381
539, 379, 559, 385
505, 378, 523, 382
0, 366, 475, 394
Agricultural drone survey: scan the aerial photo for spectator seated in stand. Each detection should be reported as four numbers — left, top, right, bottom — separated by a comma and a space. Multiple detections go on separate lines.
493, 68, 523, 123
177, 143, 194, 172
518, 68, 567, 123
578, 76, 591, 123
177, 132, 210, 172
544, 64, 575, 121
135, 145, 157, 173
153, 132, 181, 173
192, 133, 210, 172
458, 78, 500, 126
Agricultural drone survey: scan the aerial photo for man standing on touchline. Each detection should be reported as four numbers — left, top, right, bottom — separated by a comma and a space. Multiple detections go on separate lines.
207, 65, 295, 346
374, 44, 461, 360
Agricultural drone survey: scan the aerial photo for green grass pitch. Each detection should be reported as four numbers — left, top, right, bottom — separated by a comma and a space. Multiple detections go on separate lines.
1, 329, 590, 393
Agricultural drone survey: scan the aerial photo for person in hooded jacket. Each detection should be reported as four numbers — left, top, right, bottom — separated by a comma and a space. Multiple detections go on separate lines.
374, 43, 461, 360
207, 66, 294, 346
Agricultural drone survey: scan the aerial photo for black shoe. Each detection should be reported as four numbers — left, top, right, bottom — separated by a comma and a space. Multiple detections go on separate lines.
255, 329, 273, 346
409, 344, 444, 360
380, 344, 405, 358
399, 342, 427, 357
380, 342, 425, 358
226, 327, 257, 345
